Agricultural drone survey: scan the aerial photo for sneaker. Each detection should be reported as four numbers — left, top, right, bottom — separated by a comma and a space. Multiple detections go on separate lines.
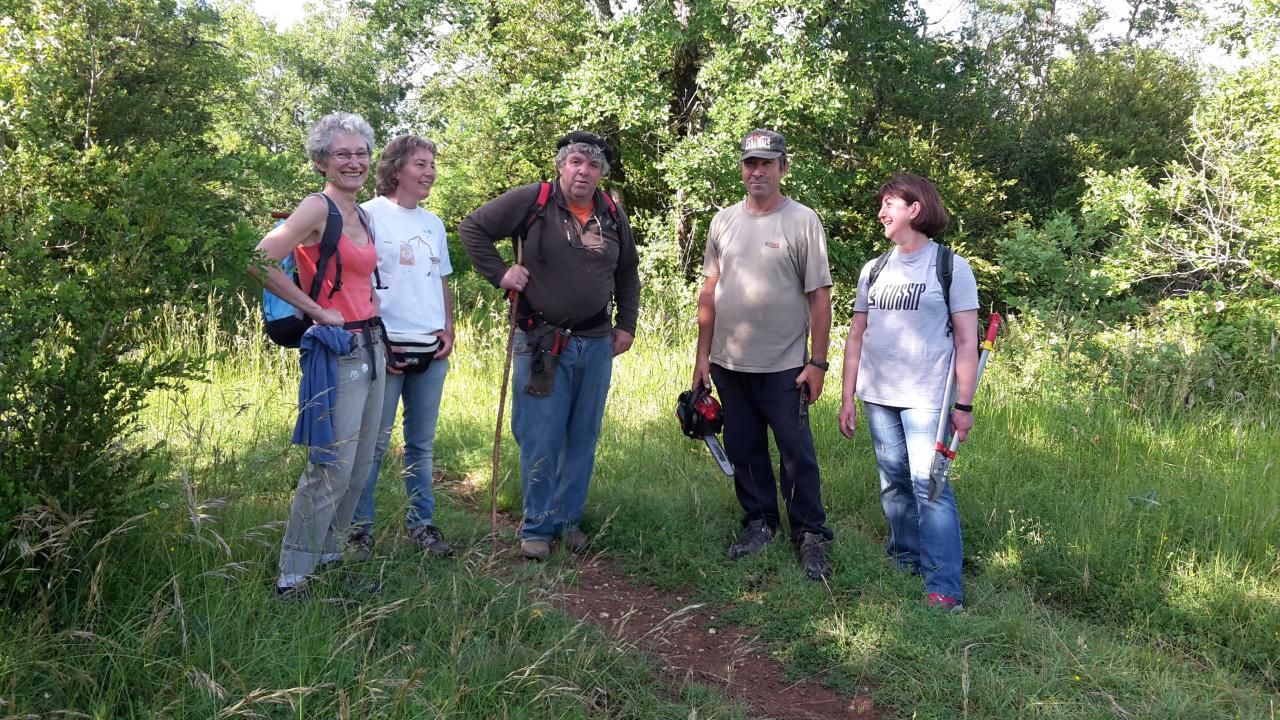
563, 529, 591, 554
520, 539, 551, 561
411, 525, 454, 557
275, 582, 310, 601
926, 592, 964, 613
797, 532, 832, 581
727, 519, 774, 559
345, 530, 374, 562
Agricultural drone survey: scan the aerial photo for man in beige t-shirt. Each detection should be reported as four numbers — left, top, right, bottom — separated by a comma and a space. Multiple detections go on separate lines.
692, 129, 834, 581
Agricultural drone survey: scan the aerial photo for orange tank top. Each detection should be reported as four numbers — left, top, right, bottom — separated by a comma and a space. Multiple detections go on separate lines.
295, 234, 377, 324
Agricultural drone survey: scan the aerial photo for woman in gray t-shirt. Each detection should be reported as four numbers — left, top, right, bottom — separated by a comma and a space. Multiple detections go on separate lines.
837, 175, 980, 612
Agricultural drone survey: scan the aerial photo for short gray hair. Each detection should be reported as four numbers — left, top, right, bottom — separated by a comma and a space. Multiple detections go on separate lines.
305, 112, 375, 167
555, 142, 610, 177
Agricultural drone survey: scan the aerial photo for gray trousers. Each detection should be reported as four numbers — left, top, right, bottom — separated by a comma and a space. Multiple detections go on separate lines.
278, 328, 386, 580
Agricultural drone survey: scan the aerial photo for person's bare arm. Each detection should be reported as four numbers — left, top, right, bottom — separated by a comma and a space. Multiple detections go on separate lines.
249, 195, 344, 326
949, 310, 980, 442
692, 275, 718, 390
794, 285, 832, 403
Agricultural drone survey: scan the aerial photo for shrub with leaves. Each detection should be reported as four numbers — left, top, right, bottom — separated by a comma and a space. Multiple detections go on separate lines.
0, 0, 255, 598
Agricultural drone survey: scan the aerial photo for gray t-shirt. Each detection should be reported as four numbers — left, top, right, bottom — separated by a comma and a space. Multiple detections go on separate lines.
704, 199, 832, 373
853, 241, 979, 408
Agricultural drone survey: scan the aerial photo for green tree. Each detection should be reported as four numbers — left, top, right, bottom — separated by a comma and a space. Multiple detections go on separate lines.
0, 0, 253, 587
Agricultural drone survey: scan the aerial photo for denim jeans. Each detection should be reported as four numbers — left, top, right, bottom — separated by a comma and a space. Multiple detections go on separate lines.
863, 402, 964, 601
711, 364, 831, 542
279, 328, 385, 582
510, 330, 612, 541
353, 357, 449, 534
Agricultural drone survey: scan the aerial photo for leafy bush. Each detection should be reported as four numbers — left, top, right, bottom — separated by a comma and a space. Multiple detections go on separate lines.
0, 0, 255, 601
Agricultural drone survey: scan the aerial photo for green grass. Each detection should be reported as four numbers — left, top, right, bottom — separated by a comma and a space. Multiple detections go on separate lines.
2, 288, 1278, 718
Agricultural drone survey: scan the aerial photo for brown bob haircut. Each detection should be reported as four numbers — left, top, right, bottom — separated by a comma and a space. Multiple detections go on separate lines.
877, 174, 950, 238
375, 134, 438, 197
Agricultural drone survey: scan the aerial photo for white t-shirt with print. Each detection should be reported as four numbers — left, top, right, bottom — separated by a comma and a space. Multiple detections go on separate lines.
852, 241, 979, 409
362, 195, 453, 343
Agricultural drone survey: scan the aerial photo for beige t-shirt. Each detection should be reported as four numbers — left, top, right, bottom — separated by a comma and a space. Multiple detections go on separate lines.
703, 198, 832, 372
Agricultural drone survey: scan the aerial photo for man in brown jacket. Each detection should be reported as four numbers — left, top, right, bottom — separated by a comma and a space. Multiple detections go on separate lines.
459, 131, 640, 561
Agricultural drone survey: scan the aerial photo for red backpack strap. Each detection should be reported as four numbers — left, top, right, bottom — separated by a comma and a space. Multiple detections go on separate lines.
600, 190, 620, 222
523, 181, 553, 234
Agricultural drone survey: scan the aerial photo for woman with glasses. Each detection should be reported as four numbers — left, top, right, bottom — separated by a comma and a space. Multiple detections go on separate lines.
250, 111, 386, 597
837, 174, 980, 612
347, 135, 456, 560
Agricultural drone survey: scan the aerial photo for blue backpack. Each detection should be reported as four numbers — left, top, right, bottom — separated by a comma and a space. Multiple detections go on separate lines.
262, 194, 379, 348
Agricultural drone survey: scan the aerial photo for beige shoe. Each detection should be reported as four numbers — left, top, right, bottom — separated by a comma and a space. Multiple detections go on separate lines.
564, 529, 591, 554
520, 539, 551, 561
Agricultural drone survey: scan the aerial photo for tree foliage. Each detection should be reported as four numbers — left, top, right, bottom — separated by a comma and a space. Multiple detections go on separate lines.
2, 0, 1276, 593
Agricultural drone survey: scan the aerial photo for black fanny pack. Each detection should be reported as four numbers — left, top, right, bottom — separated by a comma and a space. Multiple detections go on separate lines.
390, 337, 440, 374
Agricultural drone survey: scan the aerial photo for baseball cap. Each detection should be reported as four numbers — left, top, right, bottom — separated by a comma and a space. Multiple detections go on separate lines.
740, 129, 786, 161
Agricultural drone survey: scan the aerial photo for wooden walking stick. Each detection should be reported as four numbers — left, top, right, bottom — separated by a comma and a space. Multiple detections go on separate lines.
490, 240, 524, 553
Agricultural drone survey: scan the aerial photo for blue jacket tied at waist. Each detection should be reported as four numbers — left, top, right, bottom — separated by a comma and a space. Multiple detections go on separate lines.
292, 325, 354, 464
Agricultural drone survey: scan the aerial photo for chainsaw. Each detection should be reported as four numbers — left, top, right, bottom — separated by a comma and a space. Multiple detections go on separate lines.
675, 387, 734, 476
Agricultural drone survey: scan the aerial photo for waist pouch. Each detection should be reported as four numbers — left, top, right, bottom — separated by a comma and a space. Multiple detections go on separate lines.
514, 293, 609, 333
389, 336, 441, 374
525, 325, 571, 397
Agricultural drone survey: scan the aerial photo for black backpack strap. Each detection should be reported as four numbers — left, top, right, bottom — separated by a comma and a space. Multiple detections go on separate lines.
354, 204, 386, 291
308, 193, 344, 301
936, 243, 954, 335
866, 249, 892, 298
935, 243, 953, 314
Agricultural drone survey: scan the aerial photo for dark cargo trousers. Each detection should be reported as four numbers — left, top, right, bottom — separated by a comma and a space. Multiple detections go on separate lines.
710, 364, 832, 542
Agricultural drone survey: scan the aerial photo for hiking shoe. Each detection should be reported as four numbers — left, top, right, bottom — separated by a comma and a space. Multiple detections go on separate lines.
411, 525, 454, 557
345, 530, 374, 562
797, 532, 832, 581
275, 582, 310, 601
563, 529, 591, 554
520, 539, 551, 561
727, 519, 774, 559
926, 592, 964, 613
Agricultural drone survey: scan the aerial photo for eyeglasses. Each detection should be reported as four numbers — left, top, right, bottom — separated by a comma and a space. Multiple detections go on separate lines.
328, 149, 370, 162
565, 214, 602, 250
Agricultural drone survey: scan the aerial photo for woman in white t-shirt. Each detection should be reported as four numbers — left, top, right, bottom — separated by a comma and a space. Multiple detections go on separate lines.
348, 135, 456, 558
837, 175, 980, 612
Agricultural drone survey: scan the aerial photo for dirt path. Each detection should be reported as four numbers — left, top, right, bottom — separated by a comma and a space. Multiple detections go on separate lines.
553, 551, 880, 720
452, 476, 880, 719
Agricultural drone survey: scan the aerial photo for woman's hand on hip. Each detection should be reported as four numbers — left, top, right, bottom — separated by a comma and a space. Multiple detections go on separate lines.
433, 329, 455, 359
312, 307, 345, 326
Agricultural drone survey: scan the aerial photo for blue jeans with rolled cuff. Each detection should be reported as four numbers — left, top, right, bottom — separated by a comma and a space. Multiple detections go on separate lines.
354, 357, 449, 534
510, 330, 613, 541
863, 401, 964, 601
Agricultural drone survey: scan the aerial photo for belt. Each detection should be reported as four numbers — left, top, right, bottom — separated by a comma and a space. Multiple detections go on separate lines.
343, 317, 385, 380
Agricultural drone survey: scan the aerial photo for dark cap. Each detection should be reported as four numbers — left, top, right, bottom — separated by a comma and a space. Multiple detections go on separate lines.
740, 129, 786, 161
557, 130, 616, 165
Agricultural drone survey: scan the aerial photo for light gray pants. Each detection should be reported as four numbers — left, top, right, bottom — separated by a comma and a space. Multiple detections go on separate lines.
278, 329, 386, 581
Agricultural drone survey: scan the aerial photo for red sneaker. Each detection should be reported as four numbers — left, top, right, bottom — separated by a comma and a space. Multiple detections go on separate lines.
926, 592, 964, 613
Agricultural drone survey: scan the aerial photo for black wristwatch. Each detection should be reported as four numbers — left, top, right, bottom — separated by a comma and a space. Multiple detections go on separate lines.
807, 358, 829, 371
953, 402, 973, 412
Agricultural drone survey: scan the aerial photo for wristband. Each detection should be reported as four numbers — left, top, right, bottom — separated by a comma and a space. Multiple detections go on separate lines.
807, 358, 829, 371
953, 402, 973, 412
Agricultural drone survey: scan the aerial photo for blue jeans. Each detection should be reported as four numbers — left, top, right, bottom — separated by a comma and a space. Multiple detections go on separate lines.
864, 402, 964, 601
511, 330, 613, 541
354, 357, 449, 533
